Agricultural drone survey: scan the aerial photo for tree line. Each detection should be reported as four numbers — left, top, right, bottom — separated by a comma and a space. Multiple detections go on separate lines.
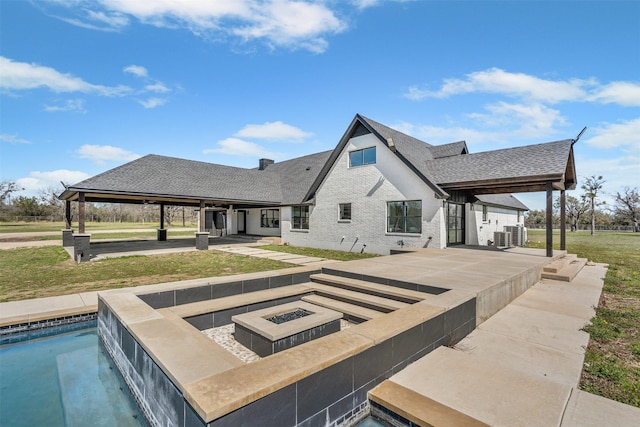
525, 176, 639, 233
0, 180, 195, 226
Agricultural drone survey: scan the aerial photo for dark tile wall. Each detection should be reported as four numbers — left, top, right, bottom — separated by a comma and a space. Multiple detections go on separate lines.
100, 285, 476, 427
138, 270, 320, 309
207, 296, 476, 427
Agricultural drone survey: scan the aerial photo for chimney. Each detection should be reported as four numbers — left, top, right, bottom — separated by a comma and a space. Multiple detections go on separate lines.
259, 158, 274, 170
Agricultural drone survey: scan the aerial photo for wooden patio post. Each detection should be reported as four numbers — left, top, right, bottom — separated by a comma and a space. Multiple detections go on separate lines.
199, 200, 206, 232
78, 192, 86, 234
65, 200, 72, 229
160, 203, 165, 229
560, 189, 566, 251
546, 182, 553, 257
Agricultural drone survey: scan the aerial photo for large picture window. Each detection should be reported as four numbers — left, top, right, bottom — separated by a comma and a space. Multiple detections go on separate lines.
387, 200, 422, 233
349, 147, 376, 167
260, 209, 279, 228
292, 206, 309, 230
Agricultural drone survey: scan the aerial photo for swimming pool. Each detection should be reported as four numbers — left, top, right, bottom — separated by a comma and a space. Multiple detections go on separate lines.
0, 321, 147, 427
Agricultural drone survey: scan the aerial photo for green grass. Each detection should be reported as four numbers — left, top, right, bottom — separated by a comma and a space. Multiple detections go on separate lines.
0, 246, 291, 302
526, 230, 640, 407
259, 244, 379, 261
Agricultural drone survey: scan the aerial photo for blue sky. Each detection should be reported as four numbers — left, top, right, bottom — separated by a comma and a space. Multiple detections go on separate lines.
1, 0, 638, 211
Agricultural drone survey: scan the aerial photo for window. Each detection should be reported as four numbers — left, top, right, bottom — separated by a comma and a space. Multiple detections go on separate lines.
349, 147, 376, 167
339, 203, 351, 221
482, 205, 488, 222
292, 206, 309, 230
260, 209, 279, 228
387, 200, 422, 233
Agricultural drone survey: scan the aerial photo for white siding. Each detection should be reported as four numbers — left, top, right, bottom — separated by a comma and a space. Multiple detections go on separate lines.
282, 134, 444, 255
467, 204, 524, 246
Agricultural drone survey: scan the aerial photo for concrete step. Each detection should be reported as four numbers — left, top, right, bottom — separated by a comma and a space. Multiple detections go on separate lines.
542, 257, 588, 282
369, 380, 489, 427
307, 282, 409, 312
310, 273, 428, 304
543, 254, 578, 273
301, 294, 385, 322
380, 346, 572, 427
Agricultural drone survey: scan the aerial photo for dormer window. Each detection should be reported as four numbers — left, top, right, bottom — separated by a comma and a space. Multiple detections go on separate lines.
349, 147, 376, 167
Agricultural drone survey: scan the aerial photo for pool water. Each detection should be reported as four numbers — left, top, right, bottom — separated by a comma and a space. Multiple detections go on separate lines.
0, 321, 146, 427
356, 416, 389, 426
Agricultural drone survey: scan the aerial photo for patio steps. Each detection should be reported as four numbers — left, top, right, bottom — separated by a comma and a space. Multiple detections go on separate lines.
310, 273, 429, 304
306, 283, 409, 313
542, 254, 588, 282
301, 294, 385, 323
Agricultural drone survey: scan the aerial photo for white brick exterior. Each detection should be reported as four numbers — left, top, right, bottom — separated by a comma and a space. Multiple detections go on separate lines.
281, 134, 445, 255
466, 204, 524, 246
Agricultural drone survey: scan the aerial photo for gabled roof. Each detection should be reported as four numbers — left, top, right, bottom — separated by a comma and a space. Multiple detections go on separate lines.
422, 139, 576, 194
60, 113, 577, 211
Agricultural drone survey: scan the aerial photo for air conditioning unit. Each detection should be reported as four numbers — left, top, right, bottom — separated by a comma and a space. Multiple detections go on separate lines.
504, 226, 526, 246
494, 231, 512, 248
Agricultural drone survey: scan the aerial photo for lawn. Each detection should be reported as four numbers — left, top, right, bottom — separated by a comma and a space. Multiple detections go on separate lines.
0, 235, 377, 303
0, 246, 291, 302
259, 244, 378, 261
526, 229, 640, 407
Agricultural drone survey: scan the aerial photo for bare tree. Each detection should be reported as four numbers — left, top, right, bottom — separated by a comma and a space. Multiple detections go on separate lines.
581, 175, 606, 235
561, 194, 590, 232
613, 187, 639, 232
0, 180, 22, 206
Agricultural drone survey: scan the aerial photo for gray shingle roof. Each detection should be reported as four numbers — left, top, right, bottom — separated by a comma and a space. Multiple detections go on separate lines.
64, 152, 330, 205
61, 114, 575, 212
422, 139, 574, 186
475, 194, 529, 211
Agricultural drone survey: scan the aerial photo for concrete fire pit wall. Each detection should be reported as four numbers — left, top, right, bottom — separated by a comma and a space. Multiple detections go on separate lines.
98, 283, 476, 427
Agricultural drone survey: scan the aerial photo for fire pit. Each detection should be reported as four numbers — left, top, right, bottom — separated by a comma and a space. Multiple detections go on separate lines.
232, 301, 342, 357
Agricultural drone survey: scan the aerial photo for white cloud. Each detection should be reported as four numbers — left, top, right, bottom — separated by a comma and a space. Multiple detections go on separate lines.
16, 170, 91, 196
393, 101, 567, 146
587, 81, 640, 107
43, 99, 87, 113
234, 121, 313, 142
405, 68, 640, 108
138, 97, 167, 108
145, 82, 170, 93
0, 134, 31, 144
406, 68, 589, 103
203, 137, 278, 158
0, 56, 130, 96
77, 144, 141, 163
582, 118, 640, 151
574, 154, 640, 207
123, 64, 148, 78
50, 0, 347, 53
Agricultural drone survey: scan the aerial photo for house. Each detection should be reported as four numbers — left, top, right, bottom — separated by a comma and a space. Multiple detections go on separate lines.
59, 114, 577, 256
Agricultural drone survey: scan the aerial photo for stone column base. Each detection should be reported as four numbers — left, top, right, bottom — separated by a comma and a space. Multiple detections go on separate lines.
62, 229, 74, 247
157, 229, 167, 241
195, 232, 209, 250
73, 234, 91, 262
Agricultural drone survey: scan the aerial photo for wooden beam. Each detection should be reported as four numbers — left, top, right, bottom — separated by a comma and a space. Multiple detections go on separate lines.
560, 189, 566, 251
160, 203, 165, 229
546, 182, 553, 257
